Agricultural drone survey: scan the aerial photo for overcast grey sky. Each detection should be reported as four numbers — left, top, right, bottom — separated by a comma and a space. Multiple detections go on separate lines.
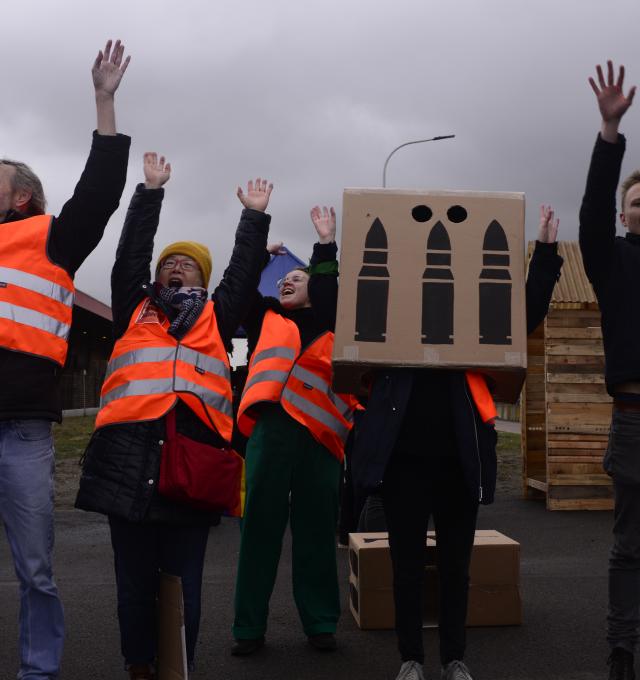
2, 0, 639, 303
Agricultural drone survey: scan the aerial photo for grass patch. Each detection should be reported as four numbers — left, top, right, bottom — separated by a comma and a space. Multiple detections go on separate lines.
497, 431, 521, 459
53, 415, 95, 461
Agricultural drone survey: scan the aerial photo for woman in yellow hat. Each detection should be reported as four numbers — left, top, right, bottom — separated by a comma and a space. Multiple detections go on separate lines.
76, 152, 273, 680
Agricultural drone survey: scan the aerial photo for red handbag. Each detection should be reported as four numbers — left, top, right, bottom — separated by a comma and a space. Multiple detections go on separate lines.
159, 408, 244, 515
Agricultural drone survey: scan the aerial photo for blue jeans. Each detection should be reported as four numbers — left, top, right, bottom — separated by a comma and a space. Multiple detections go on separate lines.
0, 419, 64, 679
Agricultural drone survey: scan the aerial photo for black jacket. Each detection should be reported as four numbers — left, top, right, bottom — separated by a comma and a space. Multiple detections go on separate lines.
351, 240, 562, 506
579, 133, 640, 394
75, 184, 270, 524
0, 132, 130, 421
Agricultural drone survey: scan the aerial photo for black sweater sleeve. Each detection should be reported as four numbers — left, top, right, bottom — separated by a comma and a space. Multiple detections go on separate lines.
308, 241, 339, 332
110, 184, 164, 339
212, 208, 270, 348
525, 240, 563, 334
578, 133, 626, 290
48, 131, 130, 276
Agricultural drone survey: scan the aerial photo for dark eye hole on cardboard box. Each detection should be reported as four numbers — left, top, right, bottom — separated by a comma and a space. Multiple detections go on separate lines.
411, 205, 468, 224
447, 205, 468, 223
412, 205, 433, 222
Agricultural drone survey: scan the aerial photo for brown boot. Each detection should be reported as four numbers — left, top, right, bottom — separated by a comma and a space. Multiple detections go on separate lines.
128, 664, 155, 680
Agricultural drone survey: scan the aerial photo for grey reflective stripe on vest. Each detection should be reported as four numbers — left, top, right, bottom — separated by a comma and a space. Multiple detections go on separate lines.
0, 301, 70, 339
243, 369, 289, 395
176, 345, 230, 380
0, 266, 74, 307
290, 365, 353, 422
104, 346, 177, 382
173, 377, 233, 417
105, 345, 230, 383
251, 345, 296, 367
282, 387, 350, 444
101, 375, 233, 418
101, 377, 176, 407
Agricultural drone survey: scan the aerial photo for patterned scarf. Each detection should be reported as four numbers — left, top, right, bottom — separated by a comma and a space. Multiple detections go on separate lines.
156, 285, 208, 340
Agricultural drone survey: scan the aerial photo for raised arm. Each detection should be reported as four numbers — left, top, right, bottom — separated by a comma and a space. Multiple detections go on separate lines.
111, 153, 171, 338
579, 61, 635, 288
213, 178, 273, 346
526, 205, 563, 334
48, 40, 131, 275
308, 205, 339, 331
92, 39, 131, 136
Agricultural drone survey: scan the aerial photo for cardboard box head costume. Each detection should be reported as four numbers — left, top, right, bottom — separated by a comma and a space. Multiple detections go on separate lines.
333, 189, 526, 402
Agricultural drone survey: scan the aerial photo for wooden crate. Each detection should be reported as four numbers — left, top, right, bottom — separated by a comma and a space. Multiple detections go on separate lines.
523, 305, 613, 510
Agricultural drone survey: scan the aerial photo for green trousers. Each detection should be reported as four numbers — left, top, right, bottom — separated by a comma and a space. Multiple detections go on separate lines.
233, 406, 342, 639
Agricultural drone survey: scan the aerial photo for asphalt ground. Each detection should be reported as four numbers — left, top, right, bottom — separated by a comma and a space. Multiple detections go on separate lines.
0, 460, 615, 680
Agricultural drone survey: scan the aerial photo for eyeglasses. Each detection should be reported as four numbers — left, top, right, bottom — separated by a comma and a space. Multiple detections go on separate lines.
277, 275, 307, 290
160, 258, 198, 272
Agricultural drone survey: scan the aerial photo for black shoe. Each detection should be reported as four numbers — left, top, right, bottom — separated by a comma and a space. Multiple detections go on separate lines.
608, 648, 635, 680
231, 636, 265, 656
308, 632, 337, 651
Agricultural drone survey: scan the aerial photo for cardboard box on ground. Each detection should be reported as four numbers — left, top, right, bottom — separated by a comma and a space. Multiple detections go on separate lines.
157, 573, 188, 680
348, 531, 521, 630
333, 189, 527, 403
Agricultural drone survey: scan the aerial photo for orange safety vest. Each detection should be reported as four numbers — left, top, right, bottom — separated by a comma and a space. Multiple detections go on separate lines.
0, 214, 75, 366
465, 371, 497, 423
96, 298, 233, 441
237, 310, 359, 462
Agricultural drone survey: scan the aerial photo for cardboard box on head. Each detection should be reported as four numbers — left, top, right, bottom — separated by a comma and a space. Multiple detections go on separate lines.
333, 188, 527, 402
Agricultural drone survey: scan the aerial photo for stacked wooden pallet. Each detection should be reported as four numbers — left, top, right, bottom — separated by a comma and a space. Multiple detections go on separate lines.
544, 307, 612, 509
522, 242, 613, 510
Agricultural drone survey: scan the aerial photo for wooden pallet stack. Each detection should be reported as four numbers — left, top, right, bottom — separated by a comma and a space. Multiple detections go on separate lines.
522, 242, 613, 510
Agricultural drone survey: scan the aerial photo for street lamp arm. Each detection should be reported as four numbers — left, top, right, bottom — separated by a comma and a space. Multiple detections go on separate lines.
382, 135, 455, 187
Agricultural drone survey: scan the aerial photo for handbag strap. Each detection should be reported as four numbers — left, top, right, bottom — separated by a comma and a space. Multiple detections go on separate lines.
165, 405, 177, 439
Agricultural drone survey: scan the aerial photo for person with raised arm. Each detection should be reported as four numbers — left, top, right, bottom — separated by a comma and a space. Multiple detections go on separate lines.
75, 154, 272, 680
231, 205, 359, 655
579, 60, 640, 680
0, 39, 130, 680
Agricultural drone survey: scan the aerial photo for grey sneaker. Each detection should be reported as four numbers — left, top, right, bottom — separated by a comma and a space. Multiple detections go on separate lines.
396, 660, 426, 680
441, 660, 474, 680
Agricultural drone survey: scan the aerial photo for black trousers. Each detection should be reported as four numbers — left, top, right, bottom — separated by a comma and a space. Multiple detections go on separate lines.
604, 407, 640, 653
108, 516, 209, 668
382, 453, 478, 665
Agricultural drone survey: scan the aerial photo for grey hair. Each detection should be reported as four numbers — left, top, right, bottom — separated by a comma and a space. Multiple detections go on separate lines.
0, 159, 46, 215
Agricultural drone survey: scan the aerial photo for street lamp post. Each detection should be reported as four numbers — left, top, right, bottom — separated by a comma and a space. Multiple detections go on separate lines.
382, 135, 455, 188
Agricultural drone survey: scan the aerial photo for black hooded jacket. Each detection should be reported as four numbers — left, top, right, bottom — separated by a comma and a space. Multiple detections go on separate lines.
351, 240, 563, 506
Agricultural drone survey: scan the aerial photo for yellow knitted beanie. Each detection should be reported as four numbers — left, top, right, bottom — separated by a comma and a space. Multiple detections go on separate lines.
156, 241, 212, 288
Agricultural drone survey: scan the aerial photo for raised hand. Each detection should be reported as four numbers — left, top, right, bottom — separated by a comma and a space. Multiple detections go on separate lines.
310, 205, 336, 244
92, 39, 130, 97
537, 204, 559, 244
589, 61, 636, 142
143, 152, 171, 189
267, 241, 285, 256
237, 178, 274, 212
92, 39, 130, 135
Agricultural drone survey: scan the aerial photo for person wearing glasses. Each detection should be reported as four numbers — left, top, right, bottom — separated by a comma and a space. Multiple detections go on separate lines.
231, 206, 359, 655
75, 155, 273, 680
